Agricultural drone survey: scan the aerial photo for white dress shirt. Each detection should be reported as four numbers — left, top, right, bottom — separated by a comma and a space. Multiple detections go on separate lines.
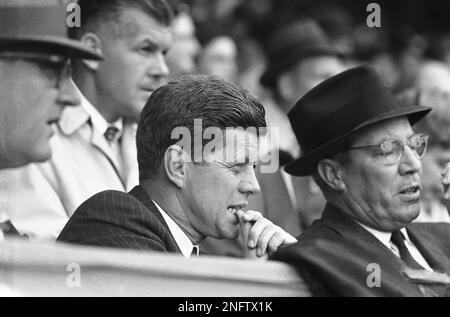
82, 93, 124, 172
152, 201, 197, 258
357, 222, 433, 271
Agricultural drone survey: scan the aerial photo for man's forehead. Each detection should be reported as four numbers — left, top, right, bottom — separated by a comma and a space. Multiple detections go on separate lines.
351, 117, 414, 144
115, 8, 172, 44
222, 129, 259, 145
199, 129, 262, 164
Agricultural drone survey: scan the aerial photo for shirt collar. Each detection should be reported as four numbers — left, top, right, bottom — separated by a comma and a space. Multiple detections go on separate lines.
356, 221, 409, 248
58, 82, 123, 137
152, 200, 195, 258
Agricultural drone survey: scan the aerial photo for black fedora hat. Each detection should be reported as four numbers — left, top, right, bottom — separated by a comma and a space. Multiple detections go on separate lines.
284, 65, 431, 176
260, 19, 343, 88
0, 0, 102, 60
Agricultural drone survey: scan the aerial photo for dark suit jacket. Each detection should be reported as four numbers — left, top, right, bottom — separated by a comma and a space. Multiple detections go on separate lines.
58, 186, 180, 253
273, 204, 450, 296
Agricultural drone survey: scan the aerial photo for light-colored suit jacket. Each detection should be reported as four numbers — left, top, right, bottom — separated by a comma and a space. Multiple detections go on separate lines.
0, 91, 139, 240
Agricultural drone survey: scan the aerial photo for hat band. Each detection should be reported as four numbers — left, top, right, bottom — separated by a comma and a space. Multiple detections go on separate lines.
300, 88, 400, 152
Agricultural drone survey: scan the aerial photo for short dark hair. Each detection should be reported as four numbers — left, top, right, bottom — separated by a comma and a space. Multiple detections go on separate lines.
137, 75, 267, 182
70, 0, 173, 39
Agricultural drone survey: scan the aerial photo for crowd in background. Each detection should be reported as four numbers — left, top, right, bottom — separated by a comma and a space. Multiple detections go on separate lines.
165, 0, 450, 227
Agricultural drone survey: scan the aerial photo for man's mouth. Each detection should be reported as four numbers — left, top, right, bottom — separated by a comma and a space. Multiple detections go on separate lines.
227, 204, 247, 218
47, 118, 59, 125
140, 87, 155, 93
398, 185, 421, 201
399, 185, 421, 195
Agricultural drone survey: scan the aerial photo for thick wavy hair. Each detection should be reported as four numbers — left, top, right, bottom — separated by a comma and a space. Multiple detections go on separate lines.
137, 75, 266, 181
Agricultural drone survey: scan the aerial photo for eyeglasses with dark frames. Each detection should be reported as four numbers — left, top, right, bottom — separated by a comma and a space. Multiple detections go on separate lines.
0, 51, 71, 88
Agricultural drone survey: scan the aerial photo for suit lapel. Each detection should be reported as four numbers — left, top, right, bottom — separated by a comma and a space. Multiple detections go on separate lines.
319, 205, 430, 296
406, 226, 450, 273
321, 204, 405, 267
129, 186, 181, 253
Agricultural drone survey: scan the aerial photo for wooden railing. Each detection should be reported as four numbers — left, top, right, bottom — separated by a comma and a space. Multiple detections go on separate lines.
0, 239, 310, 296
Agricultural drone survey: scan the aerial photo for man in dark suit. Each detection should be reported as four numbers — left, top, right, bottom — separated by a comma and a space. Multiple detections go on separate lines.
273, 65, 450, 296
58, 75, 297, 258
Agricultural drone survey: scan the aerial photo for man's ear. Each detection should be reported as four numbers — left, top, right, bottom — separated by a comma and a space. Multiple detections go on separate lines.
164, 145, 186, 188
79, 32, 103, 71
317, 158, 346, 192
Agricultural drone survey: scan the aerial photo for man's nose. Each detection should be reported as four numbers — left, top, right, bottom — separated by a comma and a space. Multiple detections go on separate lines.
147, 53, 170, 82
57, 77, 80, 107
399, 145, 422, 175
239, 167, 261, 196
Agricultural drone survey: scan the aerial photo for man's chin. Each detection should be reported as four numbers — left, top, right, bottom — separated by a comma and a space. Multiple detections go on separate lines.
398, 205, 421, 224
218, 227, 240, 240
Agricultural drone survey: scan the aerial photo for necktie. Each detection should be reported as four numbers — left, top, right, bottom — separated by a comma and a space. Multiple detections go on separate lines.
104, 126, 119, 143
390, 230, 424, 270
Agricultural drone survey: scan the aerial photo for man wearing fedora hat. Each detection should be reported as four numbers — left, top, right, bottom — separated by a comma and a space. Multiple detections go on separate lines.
0, 0, 102, 239
0, 0, 174, 240
259, 20, 346, 229
273, 65, 450, 296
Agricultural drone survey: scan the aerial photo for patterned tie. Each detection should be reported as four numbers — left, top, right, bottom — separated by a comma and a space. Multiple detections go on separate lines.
104, 126, 119, 143
390, 230, 425, 270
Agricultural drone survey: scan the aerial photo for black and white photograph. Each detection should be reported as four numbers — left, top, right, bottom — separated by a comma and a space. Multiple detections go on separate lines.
1, 0, 450, 299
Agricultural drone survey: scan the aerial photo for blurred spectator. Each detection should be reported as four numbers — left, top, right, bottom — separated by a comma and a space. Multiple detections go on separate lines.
165, 7, 201, 80
414, 60, 450, 92
259, 20, 346, 229
350, 26, 400, 87
197, 35, 239, 83
390, 28, 428, 93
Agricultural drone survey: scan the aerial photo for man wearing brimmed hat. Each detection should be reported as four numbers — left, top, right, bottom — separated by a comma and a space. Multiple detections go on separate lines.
0, 0, 174, 240
273, 65, 450, 296
0, 0, 101, 169
261, 20, 346, 227
0, 0, 102, 239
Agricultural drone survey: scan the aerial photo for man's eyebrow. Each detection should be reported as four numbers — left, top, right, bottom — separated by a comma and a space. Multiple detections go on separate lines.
228, 156, 258, 166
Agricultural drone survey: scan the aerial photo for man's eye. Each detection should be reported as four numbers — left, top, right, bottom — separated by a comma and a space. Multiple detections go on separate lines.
37, 62, 62, 83
231, 164, 245, 173
140, 47, 152, 53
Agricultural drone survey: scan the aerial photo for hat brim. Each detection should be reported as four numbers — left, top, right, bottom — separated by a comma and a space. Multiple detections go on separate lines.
261, 46, 344, 88
284, 105, 432, 176
0, 36, 103, 60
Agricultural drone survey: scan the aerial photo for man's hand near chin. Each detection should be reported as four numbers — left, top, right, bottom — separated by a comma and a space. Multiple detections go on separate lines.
237, 209, 298, 260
